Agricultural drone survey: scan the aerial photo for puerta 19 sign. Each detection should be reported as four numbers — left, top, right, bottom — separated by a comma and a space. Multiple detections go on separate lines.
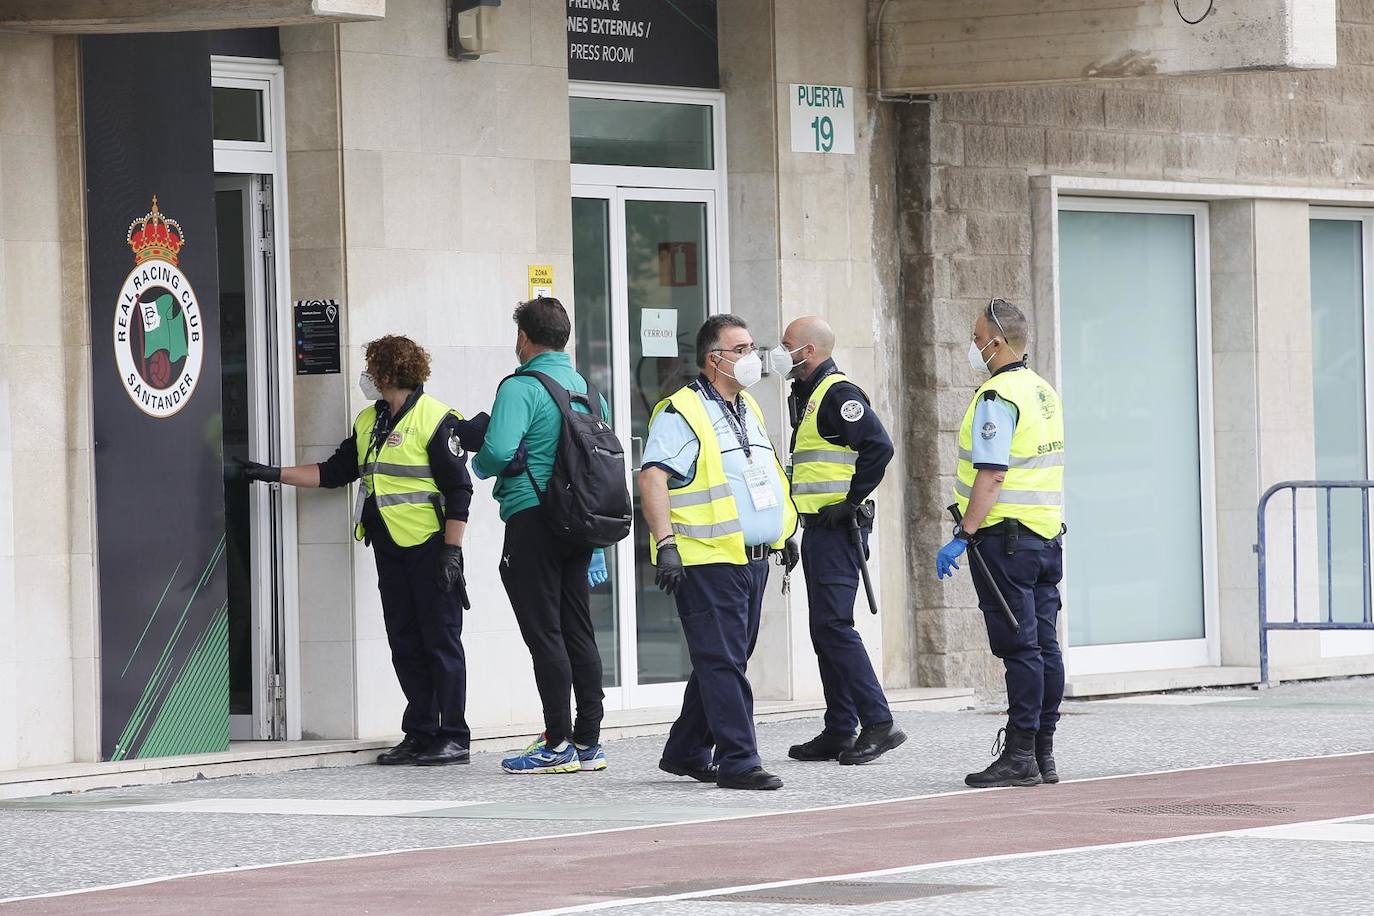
567, 0, 718, 89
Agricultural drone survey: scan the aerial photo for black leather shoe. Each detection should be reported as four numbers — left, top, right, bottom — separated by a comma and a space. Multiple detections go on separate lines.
789, 731, 856, 761
965, 725, 1041, 788
377, 735, 428, 766
838, 721, 907, 765
414, 737, 471, 766
1036, 731, 1058, 784
658, 757, 719, 783
717, 767, 783, 790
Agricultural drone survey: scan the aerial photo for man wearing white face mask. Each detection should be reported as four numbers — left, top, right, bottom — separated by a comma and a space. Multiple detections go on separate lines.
771, 317, 905, 767
639, 314, 800, 790
937, 298, 1066, 790
239, 335, 474, 767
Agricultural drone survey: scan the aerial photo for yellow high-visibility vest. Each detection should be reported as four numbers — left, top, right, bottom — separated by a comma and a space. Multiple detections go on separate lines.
648, 385, 798, 566
353, 393, 464, 548
954, 366, 1064, 539
790, 372, 859, 513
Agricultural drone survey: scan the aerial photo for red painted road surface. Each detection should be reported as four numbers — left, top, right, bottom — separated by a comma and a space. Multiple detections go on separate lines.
8, 754, 1373, 915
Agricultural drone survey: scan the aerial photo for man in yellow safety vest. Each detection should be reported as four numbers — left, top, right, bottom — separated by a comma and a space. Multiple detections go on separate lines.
772, 316, 907, 766
639, 314, 799, 791
937, 299, 1065, 789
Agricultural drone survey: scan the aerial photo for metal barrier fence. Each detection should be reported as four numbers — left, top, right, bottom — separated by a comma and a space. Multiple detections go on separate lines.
1257, 480, 1374, 685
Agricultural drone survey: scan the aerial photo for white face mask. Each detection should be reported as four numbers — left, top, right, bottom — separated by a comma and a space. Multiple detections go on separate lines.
968, 339, 998, 373
769, 344, 806, 379
359, 371, 383, 401
720, 350, 763, 389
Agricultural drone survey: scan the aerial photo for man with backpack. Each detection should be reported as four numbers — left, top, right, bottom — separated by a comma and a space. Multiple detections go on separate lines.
467, 297, 627, 775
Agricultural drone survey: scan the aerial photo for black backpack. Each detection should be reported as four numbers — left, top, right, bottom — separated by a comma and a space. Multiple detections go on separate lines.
511, 369, 632, 548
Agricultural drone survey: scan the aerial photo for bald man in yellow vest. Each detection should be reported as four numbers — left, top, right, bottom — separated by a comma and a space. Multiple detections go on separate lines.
773, 316, 906, 766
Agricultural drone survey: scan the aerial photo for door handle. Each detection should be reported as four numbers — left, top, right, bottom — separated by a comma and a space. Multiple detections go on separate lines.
631, 436, 644, 468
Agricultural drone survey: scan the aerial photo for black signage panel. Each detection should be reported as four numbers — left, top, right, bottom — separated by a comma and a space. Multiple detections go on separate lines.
295, 299, 342, 375
567, 0, 719, 89
82, 33, 229, 761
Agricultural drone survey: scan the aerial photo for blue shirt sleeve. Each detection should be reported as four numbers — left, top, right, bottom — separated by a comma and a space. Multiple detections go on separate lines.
971, 395, 1018, 470
642, 408, 700, 486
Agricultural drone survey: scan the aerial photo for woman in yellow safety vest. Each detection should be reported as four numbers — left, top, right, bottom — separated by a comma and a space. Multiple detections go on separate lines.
239, 335, 474, 767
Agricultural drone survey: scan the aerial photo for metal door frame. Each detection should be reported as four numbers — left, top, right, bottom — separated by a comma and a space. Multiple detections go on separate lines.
213, 57, 299, 740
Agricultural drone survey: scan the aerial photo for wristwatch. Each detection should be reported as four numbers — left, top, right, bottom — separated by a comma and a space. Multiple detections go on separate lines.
952, 526, 976, 542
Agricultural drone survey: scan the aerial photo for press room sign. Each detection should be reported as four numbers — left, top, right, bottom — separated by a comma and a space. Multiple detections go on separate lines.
789, 84, 856, 155
567, 0, 719, 89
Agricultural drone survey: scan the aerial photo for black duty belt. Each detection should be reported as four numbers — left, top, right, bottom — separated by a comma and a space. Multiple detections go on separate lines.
745, 543, 771, 561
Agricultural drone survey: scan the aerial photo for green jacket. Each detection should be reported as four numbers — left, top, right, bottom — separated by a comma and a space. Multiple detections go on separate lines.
473, 351, 609, 522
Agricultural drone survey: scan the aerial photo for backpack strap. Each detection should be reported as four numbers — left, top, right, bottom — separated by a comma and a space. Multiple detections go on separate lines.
516, 369, 604, 422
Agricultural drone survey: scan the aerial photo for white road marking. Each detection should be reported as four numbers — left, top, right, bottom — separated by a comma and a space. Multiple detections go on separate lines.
519, 813, 1374, 916
103, 798, 487, 817
3, 750, 1370, 905
1239, 822, 1374, 843
1092, 694, 1255, 706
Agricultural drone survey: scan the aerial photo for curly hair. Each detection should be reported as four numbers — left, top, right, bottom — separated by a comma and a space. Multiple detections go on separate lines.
364, 335, 431, 390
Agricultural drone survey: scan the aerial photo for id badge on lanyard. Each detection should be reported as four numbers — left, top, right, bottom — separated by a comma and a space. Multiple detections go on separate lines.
744, 461, 778, 510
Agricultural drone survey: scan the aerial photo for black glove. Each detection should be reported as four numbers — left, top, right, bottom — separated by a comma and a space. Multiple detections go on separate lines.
235, 457, 281, 484
654, 544, 685, 595
782, 538, 800, 573
437, 545, 470, 610
500, 441, 529, 479
816, 501, 859, 530
454, 413, 491, 453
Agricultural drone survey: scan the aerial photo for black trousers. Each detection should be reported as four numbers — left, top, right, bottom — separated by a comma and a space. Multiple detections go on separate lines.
969, 529, 1065, 735
498, 508, 604, 747
661, 558, 769, 778
373, 535, 470, 745
801, 523, 891, 735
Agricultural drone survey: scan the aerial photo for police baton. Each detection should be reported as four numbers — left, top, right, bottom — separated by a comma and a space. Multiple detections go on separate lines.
849, 501, 879, 616
947, 504, 1020, 634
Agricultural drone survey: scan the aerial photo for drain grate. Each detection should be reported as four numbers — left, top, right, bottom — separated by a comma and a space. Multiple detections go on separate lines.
1108, 803, 1296, 818
702, 881, 995, 906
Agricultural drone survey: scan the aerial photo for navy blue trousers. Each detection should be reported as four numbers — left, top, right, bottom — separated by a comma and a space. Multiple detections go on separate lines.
801, 523, 891, 735
969, 529, 1065, 735
374, 535, 470, 745
661, 558, 770, 777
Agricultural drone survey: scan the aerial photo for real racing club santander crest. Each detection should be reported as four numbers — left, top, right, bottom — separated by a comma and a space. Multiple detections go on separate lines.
114, 196, 204, 418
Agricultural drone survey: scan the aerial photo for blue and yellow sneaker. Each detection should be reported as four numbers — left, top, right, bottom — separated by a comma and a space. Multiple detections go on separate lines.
575, 743, 607, 772
501, 736, 581, 774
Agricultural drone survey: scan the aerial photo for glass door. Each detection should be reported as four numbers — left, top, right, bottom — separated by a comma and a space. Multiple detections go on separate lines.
573, 186, 719, 707
1057, 200, 1217, 674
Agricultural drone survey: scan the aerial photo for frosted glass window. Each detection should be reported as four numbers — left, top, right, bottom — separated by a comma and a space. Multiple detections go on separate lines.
1310, 218, 1369, 623
1059, 208, 1206, 646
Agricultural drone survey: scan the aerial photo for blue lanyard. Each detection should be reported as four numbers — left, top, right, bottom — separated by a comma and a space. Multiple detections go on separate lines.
696, 380, 752, 459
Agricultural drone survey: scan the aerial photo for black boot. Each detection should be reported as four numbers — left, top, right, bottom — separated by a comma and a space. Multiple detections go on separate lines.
964, 726, 1041, 788
838, 721, 908, 766
376, 735, 427, 766
788, 731, 855, 761
717, 767, 784, 790
1036, 731, 1058, 784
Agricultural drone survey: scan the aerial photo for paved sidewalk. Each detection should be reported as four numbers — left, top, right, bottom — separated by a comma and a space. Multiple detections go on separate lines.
1, 677, 1371, 912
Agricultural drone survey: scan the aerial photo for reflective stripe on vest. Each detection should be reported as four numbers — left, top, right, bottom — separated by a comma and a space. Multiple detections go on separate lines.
648, 385, 798, 567
954, 366, 1065, 540
790, 372, 859, 513
353, 394, 464, 548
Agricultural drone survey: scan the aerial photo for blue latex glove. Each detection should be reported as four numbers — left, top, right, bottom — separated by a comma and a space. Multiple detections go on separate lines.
588, 549, 608, 588
936, 538, 968, 579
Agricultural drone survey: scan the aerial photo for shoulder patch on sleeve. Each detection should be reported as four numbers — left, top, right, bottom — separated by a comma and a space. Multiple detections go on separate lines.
448, 430, 462, 457
839, 400, 866, 422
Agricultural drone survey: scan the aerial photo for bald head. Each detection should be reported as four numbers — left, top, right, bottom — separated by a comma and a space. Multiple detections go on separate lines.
783, 316, 835, 356
781, 315, 836, 382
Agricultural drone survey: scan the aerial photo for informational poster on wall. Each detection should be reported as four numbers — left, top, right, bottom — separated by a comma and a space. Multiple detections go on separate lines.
789, 84, 856, 155
294, 299, 341, 375
82, 33, 229, 762
567, 0, 719, 89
